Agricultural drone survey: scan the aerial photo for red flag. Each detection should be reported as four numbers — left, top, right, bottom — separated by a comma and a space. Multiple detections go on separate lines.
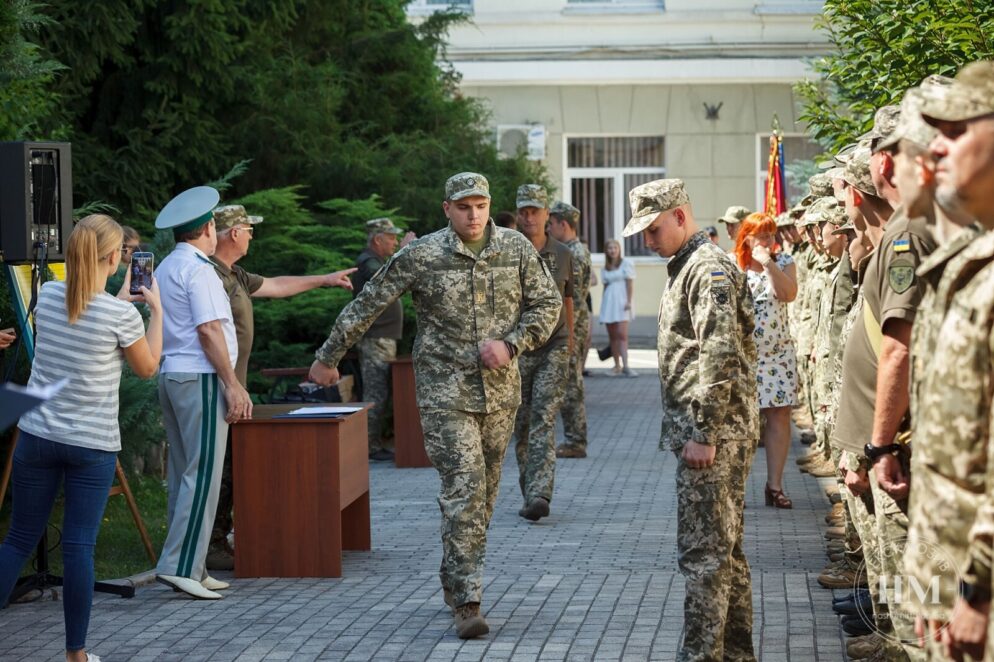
764, 128, 786, 216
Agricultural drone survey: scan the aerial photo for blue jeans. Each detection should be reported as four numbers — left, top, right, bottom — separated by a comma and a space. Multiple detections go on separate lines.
0, 430, 117, 652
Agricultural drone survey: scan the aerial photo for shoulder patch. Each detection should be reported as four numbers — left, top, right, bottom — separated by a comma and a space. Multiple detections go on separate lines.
709, 270, 730, 305
889, 260, 915, 294
893, 238, 911, 253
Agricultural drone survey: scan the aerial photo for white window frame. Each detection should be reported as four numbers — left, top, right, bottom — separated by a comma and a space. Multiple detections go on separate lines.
563, 0, 664, 14
406, 0, 473, 16
754, 131, 818, 212
563, 133, 666, 263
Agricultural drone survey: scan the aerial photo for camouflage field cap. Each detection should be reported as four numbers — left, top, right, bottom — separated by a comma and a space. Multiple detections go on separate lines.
445, 172, 491, 201
549, 201, 580, 226
788, 200, 808, 220
832, 220, 856, 236
876, 78, 952, 152
717, 205, 750, 225
843, 143, 878, 197
366, 217, 404, 236
921, 60, 994, 123
805, 196, 847, 226
834, 142, 858, 165
808, 172, 834, 198
826, 166, 844, 181
213, 204, 263, 230
516, 184, 549, 209
862, 105, 901, 151
776, 211, 795, 228
623, 179, 690, 237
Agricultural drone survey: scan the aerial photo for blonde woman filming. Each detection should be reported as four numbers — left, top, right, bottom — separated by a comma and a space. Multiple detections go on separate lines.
0, 215, 162, 662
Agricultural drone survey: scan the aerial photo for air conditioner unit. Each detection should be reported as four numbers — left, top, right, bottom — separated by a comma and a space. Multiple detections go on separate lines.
496, 124, 546, 161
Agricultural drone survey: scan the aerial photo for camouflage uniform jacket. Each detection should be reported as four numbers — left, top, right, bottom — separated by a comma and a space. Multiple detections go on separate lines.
788, 242, 812, 342
315, 221, 562, 413
797, 252, 835, 361
564, 237, 592, 321
527, 235, 574, 353
904, 226, 989, 618
656, 231, 759, 450
812, 254, 853, 406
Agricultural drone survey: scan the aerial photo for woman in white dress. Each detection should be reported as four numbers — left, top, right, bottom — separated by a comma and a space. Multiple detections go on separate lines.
599, 239, 636, 376
736, 213, 798, 509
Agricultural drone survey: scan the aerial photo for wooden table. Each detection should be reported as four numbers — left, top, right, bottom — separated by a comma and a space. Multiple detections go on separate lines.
390, 358, 432, 468
231, 404, 371, 578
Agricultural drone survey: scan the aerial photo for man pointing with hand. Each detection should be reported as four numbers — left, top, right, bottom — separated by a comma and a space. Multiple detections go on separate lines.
308, 172, 560, 639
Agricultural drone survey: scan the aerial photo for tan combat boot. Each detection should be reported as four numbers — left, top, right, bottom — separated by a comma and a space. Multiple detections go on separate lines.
454, 603, 489, 639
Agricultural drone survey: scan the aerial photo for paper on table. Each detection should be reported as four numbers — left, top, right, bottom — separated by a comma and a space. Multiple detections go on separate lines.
286, 405, 365, 416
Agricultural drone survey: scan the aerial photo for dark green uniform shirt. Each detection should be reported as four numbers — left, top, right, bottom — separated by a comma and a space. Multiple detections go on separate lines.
210, 258, 264, 387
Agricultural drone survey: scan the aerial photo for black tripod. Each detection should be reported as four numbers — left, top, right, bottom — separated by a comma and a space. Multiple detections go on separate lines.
3, 243, 135, 604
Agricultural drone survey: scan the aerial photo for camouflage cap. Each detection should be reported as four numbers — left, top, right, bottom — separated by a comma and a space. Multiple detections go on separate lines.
876, 79, 952, 153
843, 143, 878, 197
549, 201, 580, 226
775, 211, 795, 228
921, 60, 994, 123
445, 172, 491, 201
214, 204, 263, 230
366, 217, 403, 236
516, 184, 549, 209
808, 172, 834, 198
804, 196, 847, 226
861, 105, 901, 151
832, 220, 856, 236
788, 200, 808, 220
623, 179, 691, 237
717, 205, 750, 224
834, 142, 858, 165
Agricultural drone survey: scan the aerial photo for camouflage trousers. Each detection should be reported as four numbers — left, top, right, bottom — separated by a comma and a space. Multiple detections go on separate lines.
675, 440, 756, 662
841, 450, 892, 633
870, 460, 926, 661
359, 337, 397, 453
421, 406, 517, 607
558, 310, 589, 450
514, 344, 570, 503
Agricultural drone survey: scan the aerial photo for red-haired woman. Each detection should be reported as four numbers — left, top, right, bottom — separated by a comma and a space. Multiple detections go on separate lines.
736, 212, 798, 508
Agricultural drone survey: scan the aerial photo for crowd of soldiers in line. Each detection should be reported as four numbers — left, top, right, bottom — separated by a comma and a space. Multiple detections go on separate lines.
737, 59, 994, 662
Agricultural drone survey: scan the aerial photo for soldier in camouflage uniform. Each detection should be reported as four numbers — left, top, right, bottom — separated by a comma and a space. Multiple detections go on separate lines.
625, 179, 760, 662
901, 63, 994, 659
549, 201, 592, 460
354, 218, 416, 461
308, 172, 561, 639
717, 205, 750, 246
512, 185, 574, 521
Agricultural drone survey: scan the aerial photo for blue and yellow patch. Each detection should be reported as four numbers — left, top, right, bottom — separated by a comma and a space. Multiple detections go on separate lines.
893, 238, 911, 253
710, 271, 727, 283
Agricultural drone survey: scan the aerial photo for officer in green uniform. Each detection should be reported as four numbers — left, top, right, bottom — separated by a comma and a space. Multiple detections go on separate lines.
308, 172, 561, 639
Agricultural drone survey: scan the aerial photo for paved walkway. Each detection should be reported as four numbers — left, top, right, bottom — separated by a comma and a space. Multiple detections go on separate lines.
0, 360, 845, 661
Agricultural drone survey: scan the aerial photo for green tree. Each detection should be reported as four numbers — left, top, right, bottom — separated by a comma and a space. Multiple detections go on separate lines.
795, 0, 994, 151
0, 0, 64, 140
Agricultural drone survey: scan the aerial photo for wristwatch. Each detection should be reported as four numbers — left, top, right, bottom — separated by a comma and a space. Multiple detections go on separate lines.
863, 442, 901, 463
960, 579, 992, 606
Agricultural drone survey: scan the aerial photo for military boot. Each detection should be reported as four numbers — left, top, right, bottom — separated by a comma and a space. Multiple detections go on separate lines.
846, 633, 883, 659
454, 603, 489, 639
519, 497, 550, 521
555, 444, 587, 459
443, 588, 455, 614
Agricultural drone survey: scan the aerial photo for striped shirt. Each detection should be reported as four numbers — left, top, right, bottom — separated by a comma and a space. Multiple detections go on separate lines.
19, 280, 146, 452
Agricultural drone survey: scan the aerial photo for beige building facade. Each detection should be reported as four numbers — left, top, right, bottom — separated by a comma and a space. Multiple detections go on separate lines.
411, 0, 830, 334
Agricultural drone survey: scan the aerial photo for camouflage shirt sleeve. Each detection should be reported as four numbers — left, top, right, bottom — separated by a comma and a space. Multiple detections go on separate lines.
503, 242, 562, 354
686, 262, 750, 444
963, 329, 994, 593
315, 249, 416, 367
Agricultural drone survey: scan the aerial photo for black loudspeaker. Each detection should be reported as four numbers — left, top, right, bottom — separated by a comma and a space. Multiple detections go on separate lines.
0, 142, 73, 263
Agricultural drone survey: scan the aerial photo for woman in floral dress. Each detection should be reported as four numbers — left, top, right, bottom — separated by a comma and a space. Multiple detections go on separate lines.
736, 213, 798, 508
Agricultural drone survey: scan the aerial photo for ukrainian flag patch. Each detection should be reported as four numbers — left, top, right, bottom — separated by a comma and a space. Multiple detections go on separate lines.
893, 238, 911, 253
710, 271, 727, 283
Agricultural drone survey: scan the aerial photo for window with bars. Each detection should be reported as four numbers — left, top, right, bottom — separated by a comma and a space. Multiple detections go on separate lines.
406, 0, 472, 15
565, 0, 664, 11
565, 136, 665, 257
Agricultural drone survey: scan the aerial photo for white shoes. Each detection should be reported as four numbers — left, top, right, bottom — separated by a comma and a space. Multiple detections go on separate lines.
85, 654, 102, 662
156, 574, 222, 600
201, 576, 230, 591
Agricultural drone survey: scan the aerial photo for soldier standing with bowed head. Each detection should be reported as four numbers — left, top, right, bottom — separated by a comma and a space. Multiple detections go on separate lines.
308, 172, 561, 639
625, 179, 760, 662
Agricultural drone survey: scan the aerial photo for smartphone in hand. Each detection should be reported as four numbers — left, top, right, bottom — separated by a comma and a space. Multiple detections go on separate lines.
129, 252, 154, 295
